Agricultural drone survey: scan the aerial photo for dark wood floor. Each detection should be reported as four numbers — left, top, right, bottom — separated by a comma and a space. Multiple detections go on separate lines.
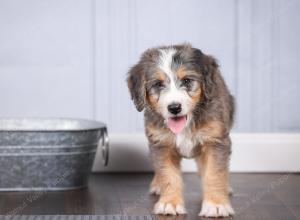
0, 173, 299, 220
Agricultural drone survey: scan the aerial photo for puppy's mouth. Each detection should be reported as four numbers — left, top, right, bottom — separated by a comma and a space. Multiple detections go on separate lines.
167, 115, 187, 134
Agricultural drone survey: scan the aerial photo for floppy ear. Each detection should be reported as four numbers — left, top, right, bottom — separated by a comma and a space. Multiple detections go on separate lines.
201, 54, 218, 101
127, 63, 146, 112
192, 48, 218, 102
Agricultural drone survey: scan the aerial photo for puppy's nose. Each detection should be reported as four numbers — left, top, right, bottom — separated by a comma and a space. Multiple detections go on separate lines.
168, 103, 182, 115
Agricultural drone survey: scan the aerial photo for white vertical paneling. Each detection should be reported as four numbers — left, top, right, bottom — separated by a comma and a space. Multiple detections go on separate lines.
237, 0, 275, 132
95, 0, 141, 133
251, 0, 274, 132
0, 0, 94, 119
236, 0, 253, 132
276, 0, 300, 131
237, 0, 300, 132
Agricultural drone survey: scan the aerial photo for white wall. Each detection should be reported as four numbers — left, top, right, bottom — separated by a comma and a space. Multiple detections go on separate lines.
0, 0, 300, 133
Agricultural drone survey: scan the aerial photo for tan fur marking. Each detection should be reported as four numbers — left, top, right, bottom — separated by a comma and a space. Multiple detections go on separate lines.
150, 173, 161, 195
184, 121, 225, 146
176, 66, 186, 80
145, 124, 174, 146
155, 71, 167, 81
196, 146, 229, 204
199, 120, 225, 138
146, 71, 167, 111
147, 93, 160, 110
156, 149, 184, 205
190, 88, 202, 106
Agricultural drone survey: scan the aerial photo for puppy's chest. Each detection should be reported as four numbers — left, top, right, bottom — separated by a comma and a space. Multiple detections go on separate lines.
175, 130, 204, 158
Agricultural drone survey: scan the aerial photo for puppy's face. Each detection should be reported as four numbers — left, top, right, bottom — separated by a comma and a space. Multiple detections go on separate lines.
127, 44, 216, 134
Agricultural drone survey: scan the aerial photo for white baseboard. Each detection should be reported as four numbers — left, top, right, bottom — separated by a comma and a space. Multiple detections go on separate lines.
92, 133, 300, 173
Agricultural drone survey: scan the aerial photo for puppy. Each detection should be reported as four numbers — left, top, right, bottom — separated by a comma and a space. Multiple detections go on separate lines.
127, 44, 235, 217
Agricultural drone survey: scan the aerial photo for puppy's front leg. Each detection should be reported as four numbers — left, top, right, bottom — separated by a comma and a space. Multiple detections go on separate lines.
197, 139, 234, 217
153, 148, 186, 215
149, 173, 161, 195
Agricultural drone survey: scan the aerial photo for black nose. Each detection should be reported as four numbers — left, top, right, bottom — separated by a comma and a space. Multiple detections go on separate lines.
168, 103, 182, 115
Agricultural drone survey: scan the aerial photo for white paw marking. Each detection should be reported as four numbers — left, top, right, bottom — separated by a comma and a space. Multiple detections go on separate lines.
199, 201, 234, 217
149, 185, 161, 195
175, 204, 187, 214
154, 202, 186, 215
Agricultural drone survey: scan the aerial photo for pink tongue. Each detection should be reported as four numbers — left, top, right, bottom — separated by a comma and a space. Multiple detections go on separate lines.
167, 116, 187, 134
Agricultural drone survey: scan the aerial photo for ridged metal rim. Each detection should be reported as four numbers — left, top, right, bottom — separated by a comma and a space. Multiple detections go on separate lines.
0, 117, 106, 132
0, 185, 87, 191
101, 128, 109, 166
0, 149, 97, 156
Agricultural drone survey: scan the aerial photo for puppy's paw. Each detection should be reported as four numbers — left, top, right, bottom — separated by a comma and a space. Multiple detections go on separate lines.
199, 201, 234, 217
154, 200, 186, 215
149, 184, 161, 195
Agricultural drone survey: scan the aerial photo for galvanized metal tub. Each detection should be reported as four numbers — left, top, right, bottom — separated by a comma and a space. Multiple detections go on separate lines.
0, 118, 109, 191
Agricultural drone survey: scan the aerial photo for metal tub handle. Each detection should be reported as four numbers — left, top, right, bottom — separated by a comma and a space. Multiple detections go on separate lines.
101, 128, 109, 166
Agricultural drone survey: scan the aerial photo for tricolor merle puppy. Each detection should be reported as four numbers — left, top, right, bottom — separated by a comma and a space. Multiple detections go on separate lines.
127, 44, 235, 217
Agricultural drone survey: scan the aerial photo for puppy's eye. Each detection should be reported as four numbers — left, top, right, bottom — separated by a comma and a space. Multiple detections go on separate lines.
181, 78, 193, 87
153, 81, 164, 89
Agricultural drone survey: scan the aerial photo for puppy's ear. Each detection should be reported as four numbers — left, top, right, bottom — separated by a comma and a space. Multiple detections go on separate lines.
201, 54, 218, 101
127, 63, 146, 112
192, 48, 218, 102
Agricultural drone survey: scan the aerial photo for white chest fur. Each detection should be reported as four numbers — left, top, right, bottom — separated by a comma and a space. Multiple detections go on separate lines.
176, 129, 203, 158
